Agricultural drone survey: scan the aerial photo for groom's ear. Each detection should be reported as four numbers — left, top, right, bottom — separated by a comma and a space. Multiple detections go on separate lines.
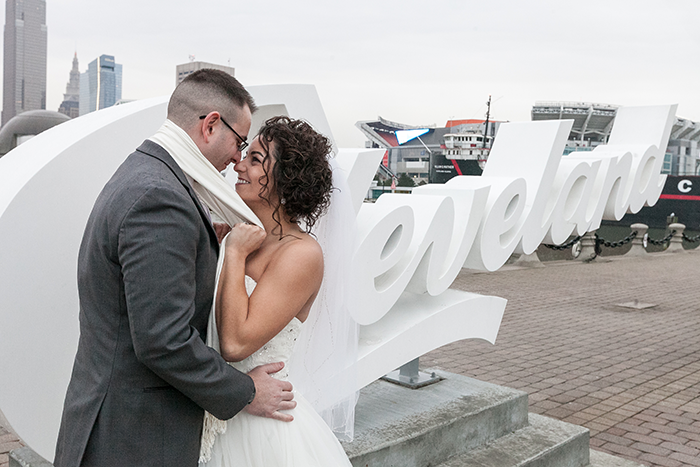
199, 112, 221, 143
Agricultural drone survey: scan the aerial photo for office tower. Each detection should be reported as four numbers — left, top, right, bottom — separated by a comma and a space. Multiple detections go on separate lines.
58, 53, 80, 119
2, 0, 48, 126
79, 55, 122, 116
176, 61, 235, 86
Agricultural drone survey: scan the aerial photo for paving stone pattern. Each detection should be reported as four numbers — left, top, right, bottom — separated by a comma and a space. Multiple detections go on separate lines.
0, 422, 22, 467
424, 250, 700, 467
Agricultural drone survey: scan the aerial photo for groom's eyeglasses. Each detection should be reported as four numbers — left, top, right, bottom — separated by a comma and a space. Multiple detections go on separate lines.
199, 115, 249, 153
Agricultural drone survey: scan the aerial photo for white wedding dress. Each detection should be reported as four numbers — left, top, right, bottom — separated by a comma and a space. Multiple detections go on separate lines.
199, 276, 353, 467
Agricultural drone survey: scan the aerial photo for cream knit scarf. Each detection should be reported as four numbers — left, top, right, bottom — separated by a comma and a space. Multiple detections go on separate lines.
149, 119, 262, 227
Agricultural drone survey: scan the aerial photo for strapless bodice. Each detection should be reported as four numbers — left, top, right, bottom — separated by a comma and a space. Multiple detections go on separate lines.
227, 276, 302, 380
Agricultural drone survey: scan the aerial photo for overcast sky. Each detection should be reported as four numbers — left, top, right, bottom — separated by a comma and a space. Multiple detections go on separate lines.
6, 0, 700, 147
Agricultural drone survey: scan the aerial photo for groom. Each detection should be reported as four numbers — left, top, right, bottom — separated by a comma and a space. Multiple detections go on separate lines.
54, 69, 294, 467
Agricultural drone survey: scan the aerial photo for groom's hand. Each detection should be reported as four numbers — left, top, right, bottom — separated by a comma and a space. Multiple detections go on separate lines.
245, 362, 296, 422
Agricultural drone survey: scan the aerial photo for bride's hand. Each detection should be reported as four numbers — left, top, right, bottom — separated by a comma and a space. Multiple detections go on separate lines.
225, 223, 265, 258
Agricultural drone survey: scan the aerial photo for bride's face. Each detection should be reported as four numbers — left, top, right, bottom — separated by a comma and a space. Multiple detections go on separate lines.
233, 136, 278, 206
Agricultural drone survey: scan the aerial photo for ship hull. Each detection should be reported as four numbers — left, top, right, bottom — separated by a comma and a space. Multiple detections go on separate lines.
430, 154, 482, 183
602, 175, 700, 230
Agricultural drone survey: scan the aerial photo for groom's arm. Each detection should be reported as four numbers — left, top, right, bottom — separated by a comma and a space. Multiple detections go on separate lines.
118, 181, 255, 420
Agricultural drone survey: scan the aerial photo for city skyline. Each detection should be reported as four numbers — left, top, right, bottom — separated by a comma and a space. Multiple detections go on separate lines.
78, 54, 122, 115
2, 0, 47, 125
57, 51, 78, 118
3, 0, 700, 147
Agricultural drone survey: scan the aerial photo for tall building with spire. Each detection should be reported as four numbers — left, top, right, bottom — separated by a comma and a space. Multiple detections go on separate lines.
58, 53, 80, 119
2, 0, 48, 126
79, 55, 122, 116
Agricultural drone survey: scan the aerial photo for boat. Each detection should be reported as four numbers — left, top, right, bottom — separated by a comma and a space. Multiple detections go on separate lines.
602, 175, 700, 230
357, 97, 499, 186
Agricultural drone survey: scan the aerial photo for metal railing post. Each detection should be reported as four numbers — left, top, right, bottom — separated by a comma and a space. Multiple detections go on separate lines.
382, 357, 441, 389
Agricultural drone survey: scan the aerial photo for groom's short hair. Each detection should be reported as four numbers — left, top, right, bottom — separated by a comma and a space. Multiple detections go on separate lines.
167, 69, 257, 129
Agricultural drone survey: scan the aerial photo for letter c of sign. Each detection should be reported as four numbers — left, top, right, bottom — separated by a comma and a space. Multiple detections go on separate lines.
678, 179, 692, 193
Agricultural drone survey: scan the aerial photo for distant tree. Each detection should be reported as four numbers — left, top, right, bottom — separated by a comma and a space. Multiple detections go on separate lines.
397, 173, 416, 187
374, 172, 392, 186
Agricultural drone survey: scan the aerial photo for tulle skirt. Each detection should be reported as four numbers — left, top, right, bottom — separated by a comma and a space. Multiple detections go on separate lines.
201, 392, 352, 467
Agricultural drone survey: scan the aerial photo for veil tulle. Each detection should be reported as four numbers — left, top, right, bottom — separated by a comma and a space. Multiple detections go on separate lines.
287, 158, 359, 441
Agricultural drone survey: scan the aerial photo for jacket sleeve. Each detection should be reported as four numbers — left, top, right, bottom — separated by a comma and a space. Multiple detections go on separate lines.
117, 181, 254, 420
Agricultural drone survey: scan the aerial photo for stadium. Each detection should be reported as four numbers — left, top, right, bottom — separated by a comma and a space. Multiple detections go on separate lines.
356, 101, 700, 193
532, 101, 700, 176
356, 117, 503, 185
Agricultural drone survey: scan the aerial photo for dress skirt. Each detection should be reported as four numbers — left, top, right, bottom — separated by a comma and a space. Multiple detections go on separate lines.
202, 392, 352, 467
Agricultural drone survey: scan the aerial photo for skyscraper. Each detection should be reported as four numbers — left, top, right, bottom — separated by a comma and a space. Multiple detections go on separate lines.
2, 0, 48, 126
79, 55, 122, 116
58, 53, 80, 119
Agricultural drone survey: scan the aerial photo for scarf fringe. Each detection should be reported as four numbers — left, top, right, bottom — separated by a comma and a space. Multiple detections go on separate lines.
198, 411, 228, 463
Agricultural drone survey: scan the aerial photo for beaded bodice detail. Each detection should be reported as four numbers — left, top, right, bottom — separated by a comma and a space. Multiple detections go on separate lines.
200, 275, 304, 463
228, 276, 302, 381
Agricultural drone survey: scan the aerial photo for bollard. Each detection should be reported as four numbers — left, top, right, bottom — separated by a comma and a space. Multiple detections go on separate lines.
576, 230, 597, 261
666, 223, 686, 253
627, 223, 649, 257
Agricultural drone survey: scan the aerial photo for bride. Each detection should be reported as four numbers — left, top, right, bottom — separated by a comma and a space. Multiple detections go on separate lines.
199, 116, 355, 466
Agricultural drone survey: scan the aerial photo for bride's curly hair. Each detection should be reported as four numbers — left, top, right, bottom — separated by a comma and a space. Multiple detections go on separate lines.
256, 116, 333, 235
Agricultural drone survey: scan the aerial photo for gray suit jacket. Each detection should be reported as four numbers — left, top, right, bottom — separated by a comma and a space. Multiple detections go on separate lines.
54, 140, 255, 467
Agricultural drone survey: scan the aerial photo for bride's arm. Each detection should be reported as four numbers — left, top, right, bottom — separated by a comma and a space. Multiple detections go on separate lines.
216, 226, 324, 362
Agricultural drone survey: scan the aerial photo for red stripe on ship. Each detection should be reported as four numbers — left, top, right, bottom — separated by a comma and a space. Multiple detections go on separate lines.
659, 194, 700, 201
451, 159, 463, 176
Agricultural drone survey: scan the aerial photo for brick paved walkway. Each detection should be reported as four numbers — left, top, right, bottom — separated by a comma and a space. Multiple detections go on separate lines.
0, 410, 22, 467
3, 250, 699, 466
424, 249, 700, 467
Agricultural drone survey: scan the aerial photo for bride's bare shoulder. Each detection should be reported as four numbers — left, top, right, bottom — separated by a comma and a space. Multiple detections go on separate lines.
273, 233, 323, 274
285, 232, 322, 259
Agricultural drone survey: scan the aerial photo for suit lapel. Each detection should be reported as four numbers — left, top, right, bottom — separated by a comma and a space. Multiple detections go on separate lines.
136, 140, 219, 249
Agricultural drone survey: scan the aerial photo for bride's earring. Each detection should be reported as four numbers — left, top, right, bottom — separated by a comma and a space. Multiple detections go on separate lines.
280, 198, 286, 205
